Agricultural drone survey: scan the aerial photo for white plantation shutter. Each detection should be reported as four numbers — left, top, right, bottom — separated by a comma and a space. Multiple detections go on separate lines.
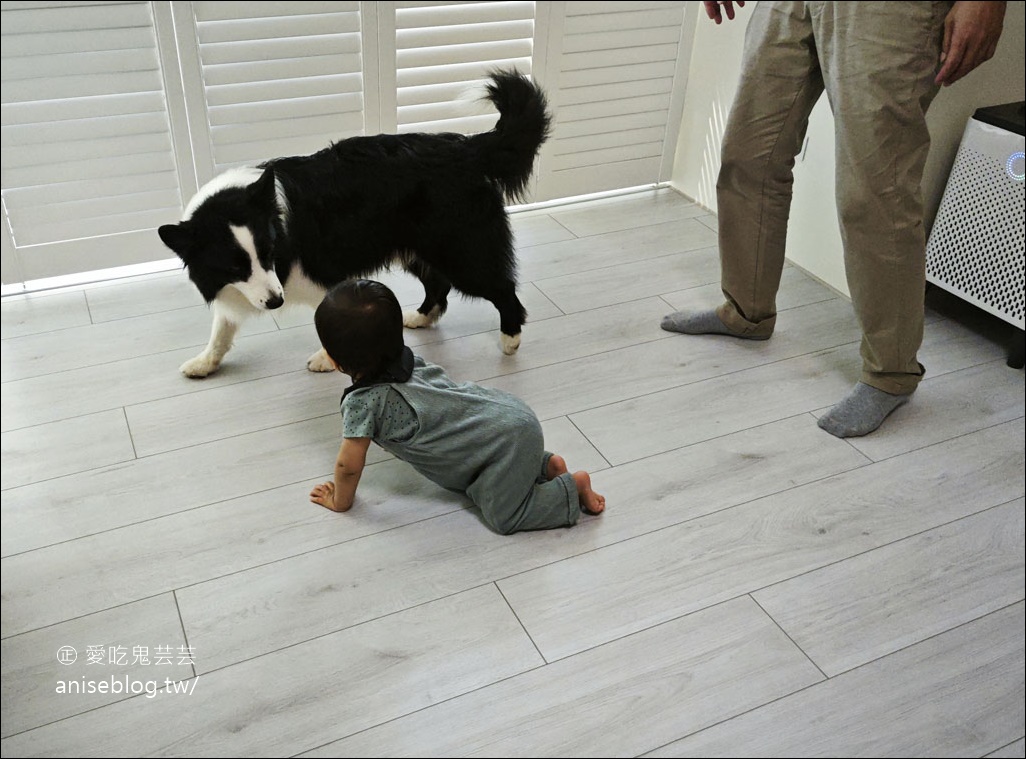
534, 0, 689, 201
0, 0, 185, 281
189, 1, 366, 176
392, 1, 535, 135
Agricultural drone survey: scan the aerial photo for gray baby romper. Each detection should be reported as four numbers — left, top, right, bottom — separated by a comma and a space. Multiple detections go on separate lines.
342, 356, 579, 535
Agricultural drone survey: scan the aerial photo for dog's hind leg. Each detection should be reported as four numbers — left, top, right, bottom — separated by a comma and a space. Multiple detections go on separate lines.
493, 288, 527, 355
180, 301, 240, 378
403, 257, 452, 329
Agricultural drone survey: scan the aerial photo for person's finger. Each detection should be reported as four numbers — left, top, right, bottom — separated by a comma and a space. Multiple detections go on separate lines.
935, 17, 954, 84
940, 15, 952, 61
703, 1, 721, 23
723, 2, 736, 21
936, 33, 967, 85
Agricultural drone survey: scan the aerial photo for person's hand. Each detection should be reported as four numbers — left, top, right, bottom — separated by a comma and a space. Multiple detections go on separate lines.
703, 0, 745, 25
310, 481, 337, 510
935, 1, 1006, 86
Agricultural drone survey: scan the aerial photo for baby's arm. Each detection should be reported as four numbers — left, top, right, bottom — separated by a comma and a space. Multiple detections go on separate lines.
309, 437, 371, 512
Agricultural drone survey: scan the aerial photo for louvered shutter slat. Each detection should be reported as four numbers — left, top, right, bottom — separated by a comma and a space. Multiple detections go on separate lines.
2, 132, 173, 169
208, 92, 363, 127
5, 173, 180, 211
1, 26, 152, 56
201, 54, 364, 88
192, 1, 343, 23
395, 56, 533, 89
205, 73, 363, 108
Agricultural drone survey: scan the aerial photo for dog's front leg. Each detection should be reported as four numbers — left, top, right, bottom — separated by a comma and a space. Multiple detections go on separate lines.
306, 347, 335, 373
180, 302, 239, 378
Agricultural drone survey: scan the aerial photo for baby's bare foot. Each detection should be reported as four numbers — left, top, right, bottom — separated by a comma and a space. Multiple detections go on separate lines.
546, 454, 568, 480
572, 471, 605, 515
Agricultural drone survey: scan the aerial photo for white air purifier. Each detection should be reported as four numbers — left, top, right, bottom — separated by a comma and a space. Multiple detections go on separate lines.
926, 102, 1025, 368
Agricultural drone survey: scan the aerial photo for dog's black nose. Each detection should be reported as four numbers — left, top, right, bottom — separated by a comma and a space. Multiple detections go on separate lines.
266, 293, 284, 310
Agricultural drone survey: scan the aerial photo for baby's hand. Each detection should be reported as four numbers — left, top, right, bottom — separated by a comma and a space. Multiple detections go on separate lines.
310, 481, 337, 510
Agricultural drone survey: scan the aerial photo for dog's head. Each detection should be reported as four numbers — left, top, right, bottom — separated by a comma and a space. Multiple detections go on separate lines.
158, 167, 285, 310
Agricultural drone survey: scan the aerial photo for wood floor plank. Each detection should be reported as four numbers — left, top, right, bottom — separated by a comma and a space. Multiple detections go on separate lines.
1, 290, 91, 339
753, 499, 1026, 676
83, 273, 203, 323
1, 595, 188, 738
695, 214, 717, 232
0, 327, 325, 433
647, 602, 1025, 758
570, 345, 857, 465
916, 313, 1011, 377
0, 305, 276, 383
0, 415, 391, 560
0, 586, 542, 758
661, 266, 838, 314
497, 420, 1025, 661
173, 415, 867, 673
306, 597, 823, 758
0, 461, 459, 638
535, 247, 720, 314
986, 738, 1026, 758
483, 297, 862, 421
125, 371, 342, 457
586, 414, 869, 540
0, 409, 135, 490
415, 297, 671, 383
511, 213, 577, 247
548, 188, 704, 237
516, 218, 718, 283
537, 415, 610, 473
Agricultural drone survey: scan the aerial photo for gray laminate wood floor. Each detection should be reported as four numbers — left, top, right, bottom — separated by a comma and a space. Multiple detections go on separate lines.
2, 188, 1023, 758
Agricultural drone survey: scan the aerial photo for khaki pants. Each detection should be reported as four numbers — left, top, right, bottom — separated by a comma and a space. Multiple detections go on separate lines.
715, 1, 951, 394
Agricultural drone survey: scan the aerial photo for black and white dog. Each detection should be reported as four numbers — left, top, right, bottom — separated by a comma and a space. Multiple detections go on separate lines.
158, 70, 550, 378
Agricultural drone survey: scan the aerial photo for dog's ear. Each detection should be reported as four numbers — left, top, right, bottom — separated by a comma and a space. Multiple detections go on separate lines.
158, 222, 194, 261
247, 167, 277, 212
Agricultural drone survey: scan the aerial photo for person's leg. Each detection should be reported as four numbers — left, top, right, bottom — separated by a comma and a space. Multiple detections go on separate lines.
540, 451, 567, 484
812, 1, 947, 436
471, 424, 602, 534
477, 471, 581, 535
663, 1, 824, 339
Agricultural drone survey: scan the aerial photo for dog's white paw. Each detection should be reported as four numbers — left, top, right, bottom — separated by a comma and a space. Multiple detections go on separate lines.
180, 354, 220, 378
307, 348, 335, 373
501, 333, 521, 355
403, 306, 441, 329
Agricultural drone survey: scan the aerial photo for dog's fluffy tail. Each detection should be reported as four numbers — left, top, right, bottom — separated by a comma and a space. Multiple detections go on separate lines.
474, 69, 552, 203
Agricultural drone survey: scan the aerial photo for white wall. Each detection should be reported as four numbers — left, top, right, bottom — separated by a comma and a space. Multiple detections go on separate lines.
671, 1, 1026, 297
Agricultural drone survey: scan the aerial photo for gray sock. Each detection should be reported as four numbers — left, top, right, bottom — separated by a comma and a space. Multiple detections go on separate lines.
817, 382, 911, 438
660, 309, 769, 340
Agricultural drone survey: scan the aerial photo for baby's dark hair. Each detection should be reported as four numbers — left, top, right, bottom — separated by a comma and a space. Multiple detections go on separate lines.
314, 279, 404, 377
